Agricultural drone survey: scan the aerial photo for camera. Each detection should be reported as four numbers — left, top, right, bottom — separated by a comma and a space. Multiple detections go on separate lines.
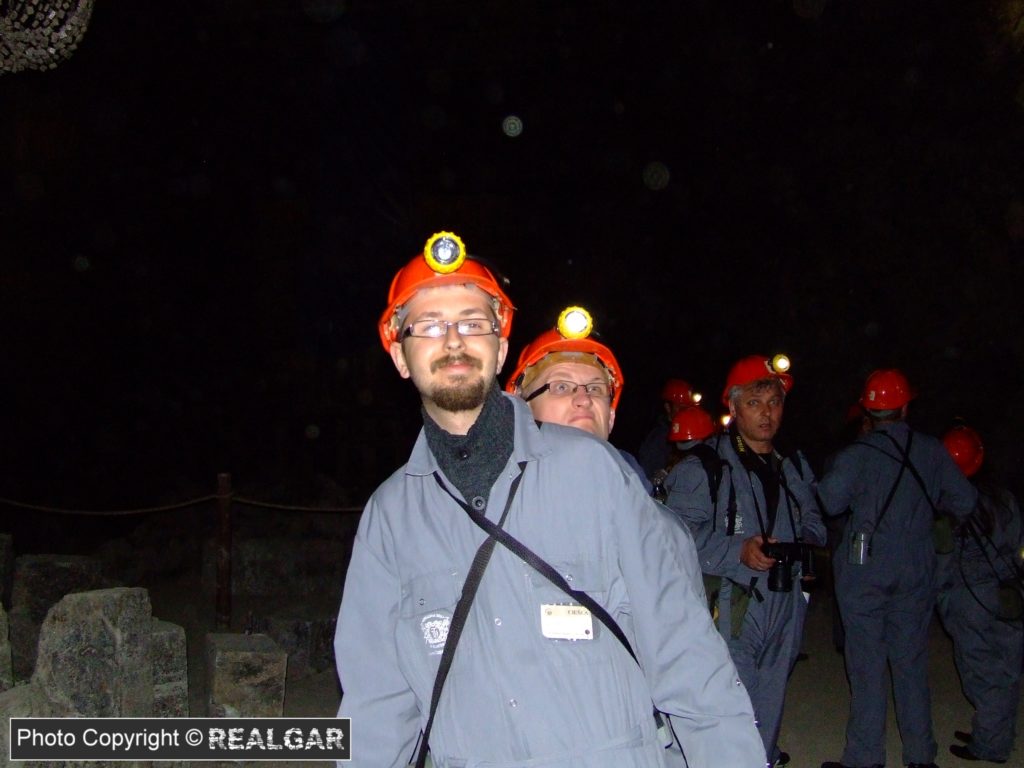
762, 541, 813, 593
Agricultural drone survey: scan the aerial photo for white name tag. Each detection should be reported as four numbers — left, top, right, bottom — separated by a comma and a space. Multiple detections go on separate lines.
540, 603, 594, 640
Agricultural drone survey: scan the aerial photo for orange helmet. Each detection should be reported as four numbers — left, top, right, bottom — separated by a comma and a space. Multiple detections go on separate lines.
378, 231, 515, 351
943, 425, 984, 477
662, 378, 701, 405
860, 368, 915, 411
721, 354, 793, 406
505, 306, 625, 410
667, 405, 715, 442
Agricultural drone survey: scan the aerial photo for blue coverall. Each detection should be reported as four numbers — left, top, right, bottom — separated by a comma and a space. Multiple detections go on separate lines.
666, 429, 826, 766
817, 420, 977, 767
935, 482, 1023, 762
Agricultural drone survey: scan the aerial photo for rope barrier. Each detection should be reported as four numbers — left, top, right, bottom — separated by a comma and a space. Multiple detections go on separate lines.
0, 495, 220, 516
233, 496, 363, 514
0, 494, 364, 516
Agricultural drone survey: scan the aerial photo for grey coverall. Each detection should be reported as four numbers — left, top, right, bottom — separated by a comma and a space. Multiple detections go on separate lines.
935, 482, 1023, 762
335, 394, 765, 768
817, 421, 978, 768
665, 432, 826, 765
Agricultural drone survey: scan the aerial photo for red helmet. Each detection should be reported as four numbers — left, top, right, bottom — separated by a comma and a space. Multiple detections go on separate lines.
860, 368, 915, 410
667, 405, 715, 442
943, 425, 984, 477
721, 354, 794, 406
378, 231, 515, 351
661, 379, 700, 405
505, 306, 624, 410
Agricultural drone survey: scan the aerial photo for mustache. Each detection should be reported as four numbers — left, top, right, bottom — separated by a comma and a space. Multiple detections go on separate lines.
431, 354, 484, 373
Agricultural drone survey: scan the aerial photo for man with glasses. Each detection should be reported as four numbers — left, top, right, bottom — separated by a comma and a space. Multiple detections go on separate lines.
334, 232, 764, 768
505, 305, 651, 492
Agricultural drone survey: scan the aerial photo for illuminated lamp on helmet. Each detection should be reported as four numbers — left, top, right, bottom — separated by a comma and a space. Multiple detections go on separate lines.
557, 306, 593, 340
721, 353, 794, 406
505, 304, 625, 410
378, 231, 515, 351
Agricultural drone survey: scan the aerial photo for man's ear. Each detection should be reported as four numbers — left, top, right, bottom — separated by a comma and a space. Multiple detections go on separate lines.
390, 341, 411, 379
728, 401, 738, 419
608, 408, 616, 433
495, 336, 509, 373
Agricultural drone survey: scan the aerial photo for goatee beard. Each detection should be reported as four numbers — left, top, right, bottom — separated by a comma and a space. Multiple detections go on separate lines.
430, 376, 488, 413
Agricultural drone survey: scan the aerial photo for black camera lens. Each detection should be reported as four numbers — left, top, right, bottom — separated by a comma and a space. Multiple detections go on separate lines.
767, 560, 793, 592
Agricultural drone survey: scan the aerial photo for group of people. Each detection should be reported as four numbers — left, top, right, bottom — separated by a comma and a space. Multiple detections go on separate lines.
333, 232, 1023, 768
644, 369, 1023, 768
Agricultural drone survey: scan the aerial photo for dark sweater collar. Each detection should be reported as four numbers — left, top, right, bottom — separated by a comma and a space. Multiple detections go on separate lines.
422, 384, 514, 503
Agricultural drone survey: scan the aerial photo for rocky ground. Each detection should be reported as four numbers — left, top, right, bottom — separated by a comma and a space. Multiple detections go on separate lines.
9, 505, 1019, 767
148, 566, 1018, 768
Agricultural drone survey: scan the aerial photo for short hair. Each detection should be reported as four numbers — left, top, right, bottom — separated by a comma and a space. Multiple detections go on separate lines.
865, 407, 902, 423
396, 289, 502, 339
519, 351, 610, 395
727, 377, 785, 407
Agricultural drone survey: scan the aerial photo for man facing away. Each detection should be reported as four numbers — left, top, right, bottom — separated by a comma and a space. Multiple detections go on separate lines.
817, 369, 977, 768
936, 425, 1022, 765
664, 354, 826, 768
505, 304, 651, 493
334, 232, 765, 768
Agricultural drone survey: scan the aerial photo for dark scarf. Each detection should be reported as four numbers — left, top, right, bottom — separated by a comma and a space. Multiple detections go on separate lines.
423, 383, 515, 507
731, 423, 782, 532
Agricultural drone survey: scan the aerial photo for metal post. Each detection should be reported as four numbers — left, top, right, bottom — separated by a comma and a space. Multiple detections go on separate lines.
215, 472, 232, 630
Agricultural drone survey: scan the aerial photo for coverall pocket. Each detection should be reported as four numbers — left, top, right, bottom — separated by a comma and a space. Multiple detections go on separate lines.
527, 558, 611, 646
397, 570, 463, 678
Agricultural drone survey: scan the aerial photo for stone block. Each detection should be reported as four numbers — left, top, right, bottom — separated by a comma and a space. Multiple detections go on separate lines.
33, 587, 153, 717
205, 632, 286, 717
151, 618, 188, 717
10, 554, 109, 680
248, 610, 336, 677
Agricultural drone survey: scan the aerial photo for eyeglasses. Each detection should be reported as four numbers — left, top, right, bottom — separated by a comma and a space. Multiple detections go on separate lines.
524, 380, 612, 402
402, 317, 499, 339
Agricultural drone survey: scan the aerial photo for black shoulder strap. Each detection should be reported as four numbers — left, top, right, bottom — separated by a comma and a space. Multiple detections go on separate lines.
413, 463, 527, 768
439, 474, 641, 664
419, 462, 656, 766
687, 442, 725, 505
703, 434, 736, 535
877, 431, 941, 517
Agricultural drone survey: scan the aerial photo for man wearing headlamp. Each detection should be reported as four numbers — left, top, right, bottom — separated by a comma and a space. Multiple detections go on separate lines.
333, 232, 765, 768
505, 306, 651, 493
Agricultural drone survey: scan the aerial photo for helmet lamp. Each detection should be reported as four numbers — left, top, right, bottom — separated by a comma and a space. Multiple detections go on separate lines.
772, 354, 791, 373
423, 231, 467, 274
557, 306, 593, 340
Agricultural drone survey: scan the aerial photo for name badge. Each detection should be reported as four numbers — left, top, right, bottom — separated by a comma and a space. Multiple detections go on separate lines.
540, 603, 594, 640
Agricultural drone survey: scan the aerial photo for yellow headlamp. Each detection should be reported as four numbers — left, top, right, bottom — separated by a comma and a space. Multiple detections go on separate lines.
423, 231, 467, 274
771, 353, 791, 374
557, 306, 593, 340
